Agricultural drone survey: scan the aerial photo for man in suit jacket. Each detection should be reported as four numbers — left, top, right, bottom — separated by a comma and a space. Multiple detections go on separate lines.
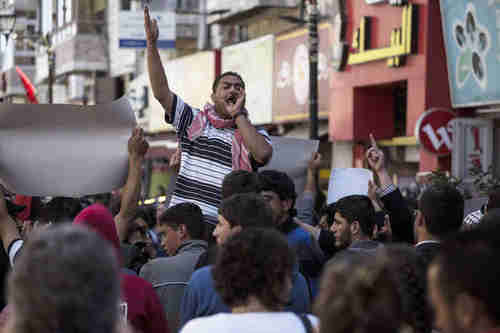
365, 135, 464, 272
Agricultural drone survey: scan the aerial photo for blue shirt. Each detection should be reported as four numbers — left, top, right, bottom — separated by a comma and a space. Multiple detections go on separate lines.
179, 266, 311, 331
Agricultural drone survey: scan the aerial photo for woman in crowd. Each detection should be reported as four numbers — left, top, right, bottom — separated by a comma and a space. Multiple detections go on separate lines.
180, 228, 318, 333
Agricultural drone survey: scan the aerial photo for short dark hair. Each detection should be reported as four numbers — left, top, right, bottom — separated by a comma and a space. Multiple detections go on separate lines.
213, 228, 295, 310
433, 226, 500, 324
334, 195, 376, 237
418, 184, 464, 237
258, 170, 297, 216
9, 224, 120, 333
218, 193, 273, 229
212, 71, 245, 93
315, 255, 402, 333
487, 186, 500, 211
132, 207, 155, 229
159, 203, 204, 239
221, 170, 261, 199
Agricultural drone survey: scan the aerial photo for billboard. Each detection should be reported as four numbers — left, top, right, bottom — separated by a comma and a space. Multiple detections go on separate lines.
128, 51, 217, 134
222, 35, 274, 125
440, 0, 500, 107
119, 10, 175, 49
273, 23, 332, 123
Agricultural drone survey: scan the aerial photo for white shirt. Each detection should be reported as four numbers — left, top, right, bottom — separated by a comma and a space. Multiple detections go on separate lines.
415, 240, 440, 247
180, 312, 319, 333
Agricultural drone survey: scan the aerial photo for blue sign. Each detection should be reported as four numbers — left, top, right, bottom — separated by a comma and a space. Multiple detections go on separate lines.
440, 0, 500, 107
119, 10, 176, 49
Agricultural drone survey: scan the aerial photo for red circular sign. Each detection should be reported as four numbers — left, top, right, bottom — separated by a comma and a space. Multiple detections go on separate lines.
415, 109, 456, 156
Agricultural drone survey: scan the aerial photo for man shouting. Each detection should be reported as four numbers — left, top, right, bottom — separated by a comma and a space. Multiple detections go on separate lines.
145, 7, 272, 226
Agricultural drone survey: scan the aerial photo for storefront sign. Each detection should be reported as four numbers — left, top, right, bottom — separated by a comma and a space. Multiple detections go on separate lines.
222, 35, 274, 125
273, 25, 331, 123
452, 118, 493, 182
415, 109, 456, 156
440, 1, 500, 107
348, 3, 416, 67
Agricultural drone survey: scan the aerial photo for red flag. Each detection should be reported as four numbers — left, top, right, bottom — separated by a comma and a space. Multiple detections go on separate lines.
15, 66, 39, 104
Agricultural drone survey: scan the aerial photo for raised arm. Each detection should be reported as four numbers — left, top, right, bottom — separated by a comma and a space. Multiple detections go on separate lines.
0, 190, 21, 257
115, 128, 149, 242
366, 134, 413, 243
145, 7, 174, 118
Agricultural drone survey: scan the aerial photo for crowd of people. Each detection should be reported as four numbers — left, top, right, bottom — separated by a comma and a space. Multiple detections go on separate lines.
0, 6, 498, 333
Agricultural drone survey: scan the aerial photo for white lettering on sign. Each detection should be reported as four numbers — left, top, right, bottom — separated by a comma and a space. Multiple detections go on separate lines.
365, 0, 407, 5
421, 124, 453, 151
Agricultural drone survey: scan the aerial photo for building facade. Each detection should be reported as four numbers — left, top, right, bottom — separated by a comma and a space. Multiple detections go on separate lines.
0, 0, 38, 103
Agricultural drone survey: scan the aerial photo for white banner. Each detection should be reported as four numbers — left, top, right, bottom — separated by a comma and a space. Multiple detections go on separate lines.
119, 10, 176, 49
327, 168, 373, 204
0, 97, 136, 197
261, 136, 319, 195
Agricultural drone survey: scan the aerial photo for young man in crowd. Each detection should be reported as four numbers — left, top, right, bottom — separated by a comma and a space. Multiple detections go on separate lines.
259, 170, 325, 295
145, 7, 272, 226
140, 203, 208, 332
428, 226, 500, 333
366, 134, 464, 270
179, 193, 311, 329
413, 183, 464, 271
327, 195, 382, 263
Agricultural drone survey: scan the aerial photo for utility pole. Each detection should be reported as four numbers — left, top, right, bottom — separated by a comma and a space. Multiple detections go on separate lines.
47, 46, 54, 104
308, 0, 319, 140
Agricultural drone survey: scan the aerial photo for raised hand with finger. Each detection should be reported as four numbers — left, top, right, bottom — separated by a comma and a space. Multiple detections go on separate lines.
144, 6, 159, 45
365, 133, 385, 173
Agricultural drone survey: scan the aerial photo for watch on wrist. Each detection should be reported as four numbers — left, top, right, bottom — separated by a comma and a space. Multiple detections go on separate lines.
232, 110, 247, 120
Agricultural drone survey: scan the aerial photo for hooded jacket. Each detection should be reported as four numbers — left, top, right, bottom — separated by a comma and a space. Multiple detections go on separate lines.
74, 204, 170, 333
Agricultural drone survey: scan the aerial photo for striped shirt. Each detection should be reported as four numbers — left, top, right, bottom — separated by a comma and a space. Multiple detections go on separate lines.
166, 94, 271, 225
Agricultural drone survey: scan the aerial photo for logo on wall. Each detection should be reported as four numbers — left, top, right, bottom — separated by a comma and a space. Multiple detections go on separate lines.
276, 42, 330, 105
454, 3, 490, 90
415, 109, 456, 156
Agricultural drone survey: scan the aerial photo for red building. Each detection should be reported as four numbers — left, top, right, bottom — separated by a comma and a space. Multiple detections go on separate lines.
328, 0, 451, 179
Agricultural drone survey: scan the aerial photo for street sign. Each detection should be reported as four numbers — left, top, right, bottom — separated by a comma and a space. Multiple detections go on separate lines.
119, 10, 175, 49
415, 108, 456, 155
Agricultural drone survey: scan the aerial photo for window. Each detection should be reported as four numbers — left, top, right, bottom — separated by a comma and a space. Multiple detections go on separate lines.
122, 0, 131, 10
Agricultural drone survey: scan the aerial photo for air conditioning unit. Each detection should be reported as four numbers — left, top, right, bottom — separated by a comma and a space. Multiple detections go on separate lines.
68, 74, 85, 100
177, 0, 199, 12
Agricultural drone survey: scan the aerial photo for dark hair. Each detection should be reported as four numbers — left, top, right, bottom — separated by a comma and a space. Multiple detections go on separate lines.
258, 170, 297, 217
314, 255, 402, 333
132, 207, 155, 229
487, 186, 500, 211
334, 195, 376, 237
419, 184, 464, 237
39, 197, 83, 224
9, 224, 120, 333
213, 228, 295, 310
159, 203, 204, 239
218, 193, 273, 229
381, 245, 432, 333
321, 202, 337, 227
222, 170, 261, 199
433, 226, 500, 324
212, 71, 245, 93
479, 208, 500, 230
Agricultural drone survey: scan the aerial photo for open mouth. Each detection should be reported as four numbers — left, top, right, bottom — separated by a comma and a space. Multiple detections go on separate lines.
226, 95, 237, 105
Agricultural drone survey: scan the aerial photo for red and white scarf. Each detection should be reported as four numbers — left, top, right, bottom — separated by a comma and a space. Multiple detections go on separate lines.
187, 103, 252, 171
